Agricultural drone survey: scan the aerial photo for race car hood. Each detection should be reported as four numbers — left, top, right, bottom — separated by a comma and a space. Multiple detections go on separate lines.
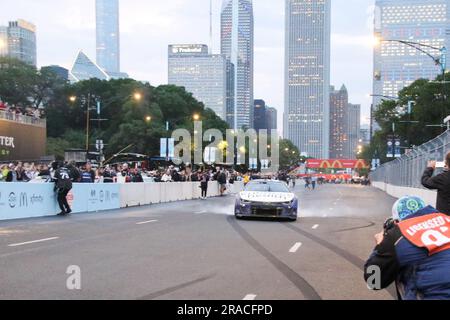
239, 191, 295, 203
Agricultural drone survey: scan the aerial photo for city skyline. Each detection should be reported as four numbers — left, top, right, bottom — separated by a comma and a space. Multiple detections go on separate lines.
0, 0, 376, 133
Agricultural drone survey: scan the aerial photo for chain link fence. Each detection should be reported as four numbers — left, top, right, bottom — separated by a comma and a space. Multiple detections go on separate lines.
370, 130, 450, 188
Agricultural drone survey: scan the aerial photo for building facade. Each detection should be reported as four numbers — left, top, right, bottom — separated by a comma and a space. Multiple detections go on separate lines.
253, 99, 268, 132
96, 0, 120, 74
329, 85, 349, 159
266, 107, 278, 132
359, 125, 371, 146
329, 85, 361, 159
221, 0, 254, 129
42, 65, 69, 81
69, 50, 110, 82
168, 44, 228, 120
347, 103, 361, 158
0, 20, 36, 66
284, 0, 331, 158
373, 0, 450, 130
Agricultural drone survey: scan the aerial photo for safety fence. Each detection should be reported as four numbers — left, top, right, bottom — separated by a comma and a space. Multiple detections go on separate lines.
370, 130, 450, 188
0, 181, 245, 221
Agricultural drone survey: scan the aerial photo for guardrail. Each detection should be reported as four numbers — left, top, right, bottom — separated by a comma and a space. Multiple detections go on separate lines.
0, 181, 245, 221
370, 130, 450, 188
0, 110, 46, 128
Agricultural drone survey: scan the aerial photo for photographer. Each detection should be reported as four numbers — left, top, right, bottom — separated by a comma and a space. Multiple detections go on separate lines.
421, 153, 450, 214
364, 196, 450, 300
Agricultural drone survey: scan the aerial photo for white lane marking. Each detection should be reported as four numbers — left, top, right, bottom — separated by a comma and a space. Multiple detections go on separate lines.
289, 242, 302, 253
195, 210, 207, 215
136, 220, 158, 225
8, 237, 59, 247
243, 294, 257, 300
312, 224, 319, 230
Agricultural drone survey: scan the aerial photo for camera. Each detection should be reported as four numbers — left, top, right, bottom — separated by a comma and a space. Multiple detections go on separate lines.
383, 218, 398, 234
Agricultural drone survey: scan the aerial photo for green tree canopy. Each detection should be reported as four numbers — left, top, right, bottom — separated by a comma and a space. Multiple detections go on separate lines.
363, 72, 450, 164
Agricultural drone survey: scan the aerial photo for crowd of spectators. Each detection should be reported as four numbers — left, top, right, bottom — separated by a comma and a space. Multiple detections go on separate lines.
0, 161, 249, 185
0, 99, 45, 122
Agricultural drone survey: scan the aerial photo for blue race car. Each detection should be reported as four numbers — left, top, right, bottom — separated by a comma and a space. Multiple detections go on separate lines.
235, 180, 298, 221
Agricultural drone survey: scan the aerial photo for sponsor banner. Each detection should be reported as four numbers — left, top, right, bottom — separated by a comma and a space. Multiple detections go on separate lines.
306, 159, 369, 169
71, 184, 120, 213
0, 183, 57, 220
0, 119, 46, 161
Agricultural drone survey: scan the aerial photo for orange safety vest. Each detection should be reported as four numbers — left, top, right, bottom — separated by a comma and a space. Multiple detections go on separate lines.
398, 213, 450, 256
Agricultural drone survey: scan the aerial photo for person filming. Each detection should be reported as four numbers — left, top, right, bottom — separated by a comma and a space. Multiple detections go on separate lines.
421, 153, 450, 214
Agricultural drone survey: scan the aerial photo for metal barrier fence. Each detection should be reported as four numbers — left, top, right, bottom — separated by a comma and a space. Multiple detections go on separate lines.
370, 130, 450, 188
0, 110, 46, 128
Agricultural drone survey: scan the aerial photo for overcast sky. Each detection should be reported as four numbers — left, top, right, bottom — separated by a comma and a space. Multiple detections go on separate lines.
1, 0, 376, 130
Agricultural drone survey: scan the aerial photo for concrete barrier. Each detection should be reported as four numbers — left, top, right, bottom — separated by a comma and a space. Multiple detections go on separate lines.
0, 183, 57, 220
372, 181, 437, 206
0, 181, 245, 221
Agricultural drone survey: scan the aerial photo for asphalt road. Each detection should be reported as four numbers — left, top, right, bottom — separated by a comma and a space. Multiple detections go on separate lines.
0, 184, 397, 300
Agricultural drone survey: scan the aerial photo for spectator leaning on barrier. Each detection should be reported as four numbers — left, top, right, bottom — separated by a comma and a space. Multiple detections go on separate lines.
421, 153, 450, 214
80, 162, 96, 183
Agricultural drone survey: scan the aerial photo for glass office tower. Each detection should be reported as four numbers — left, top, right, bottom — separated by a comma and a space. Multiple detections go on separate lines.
0, 20, 36, 66
96, 0, 120, 74
284, 0, 331, 158
168, 45, 228, 120
221, 0, 254, 129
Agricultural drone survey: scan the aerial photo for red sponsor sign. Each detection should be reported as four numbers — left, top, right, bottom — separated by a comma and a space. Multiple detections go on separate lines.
306, 159, 369, 169
398, 213, 450, 256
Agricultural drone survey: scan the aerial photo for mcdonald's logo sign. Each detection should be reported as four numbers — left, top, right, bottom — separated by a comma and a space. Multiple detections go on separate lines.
306, 159, 369, 169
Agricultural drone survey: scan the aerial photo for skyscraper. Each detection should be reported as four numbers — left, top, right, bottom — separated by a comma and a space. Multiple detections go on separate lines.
266, 107, 278, 132
253, 99, 268, 132
96, 0, 120, 74
284, 0, 331, 159
347, 103, 361, 158
168, 45, 228, 120
0, 20, 36, 66
329, 85, 361, 159
373, 0, 450, 129
329, 85, 349, 159
221, 0, 254, 129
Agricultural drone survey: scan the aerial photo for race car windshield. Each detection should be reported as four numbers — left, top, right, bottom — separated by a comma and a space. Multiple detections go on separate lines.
245, 182, 289, 193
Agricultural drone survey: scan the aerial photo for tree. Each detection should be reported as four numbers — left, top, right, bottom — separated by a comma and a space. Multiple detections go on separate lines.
363, 73, 450, 164
279, 139, 301, 170
0, 57, 39, 107
0, 60, 231, 160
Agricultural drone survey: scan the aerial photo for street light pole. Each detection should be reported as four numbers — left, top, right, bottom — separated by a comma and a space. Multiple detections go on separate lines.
86, 93, 91, 152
